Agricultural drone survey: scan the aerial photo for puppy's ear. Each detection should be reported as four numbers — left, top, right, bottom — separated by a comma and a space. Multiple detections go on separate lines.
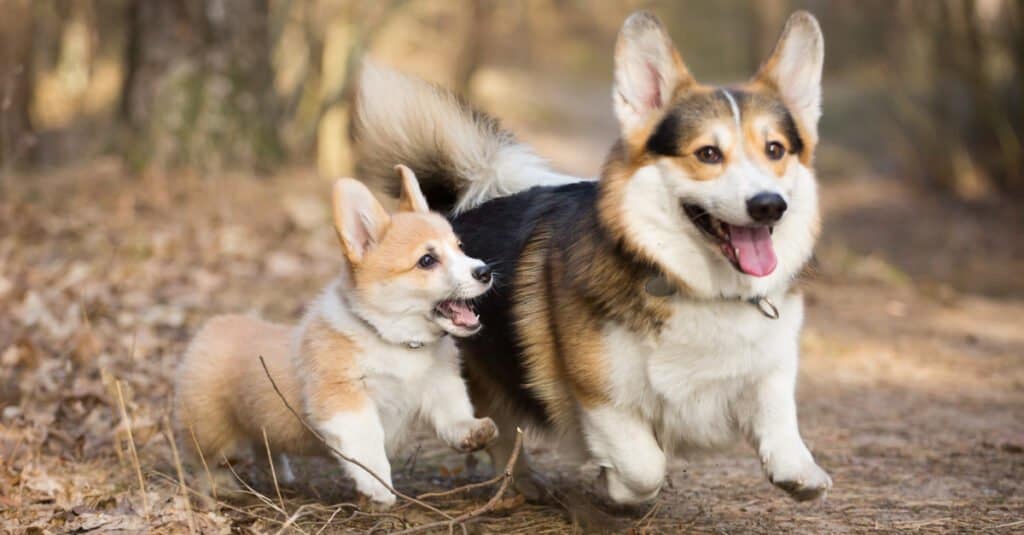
395, 164, 430, 214
753, 11, 824, 144
332, 178, 391, 264
613, 11, 693, 138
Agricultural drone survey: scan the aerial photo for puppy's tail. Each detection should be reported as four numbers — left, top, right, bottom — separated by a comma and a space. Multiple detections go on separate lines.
350, 60, 582, 214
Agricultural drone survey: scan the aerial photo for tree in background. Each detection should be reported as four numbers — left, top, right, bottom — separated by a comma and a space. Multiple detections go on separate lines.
121, 0, 282, 173
0, 0, 36, 173
893, 0, 1023, 200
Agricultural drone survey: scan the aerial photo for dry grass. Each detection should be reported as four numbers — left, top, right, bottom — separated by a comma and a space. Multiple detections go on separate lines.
1, 160, 1022, 533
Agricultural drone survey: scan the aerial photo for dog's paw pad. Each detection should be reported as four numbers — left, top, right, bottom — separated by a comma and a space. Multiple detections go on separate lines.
455, 418, 499, 452
770, 467, 832, 502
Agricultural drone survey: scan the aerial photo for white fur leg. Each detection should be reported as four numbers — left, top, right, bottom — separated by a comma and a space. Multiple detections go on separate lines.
274, 453, 296, 485
740, 369, 831, 501
422, 369, 498, 452
319, 405, 396, 508
581, 405, 666, 504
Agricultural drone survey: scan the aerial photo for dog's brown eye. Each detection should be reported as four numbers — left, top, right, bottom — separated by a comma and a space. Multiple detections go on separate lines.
765, 141, 785, 160
417, 254, 437, 269
695, 146, 723, 164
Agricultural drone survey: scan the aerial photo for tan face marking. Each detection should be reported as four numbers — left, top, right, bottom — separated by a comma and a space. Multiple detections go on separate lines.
641, 86, 807, 184
353, 212, 461, 288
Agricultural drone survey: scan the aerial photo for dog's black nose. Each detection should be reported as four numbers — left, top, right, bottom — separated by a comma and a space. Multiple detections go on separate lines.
472, 264, 492, 283
746, 193, 788, 223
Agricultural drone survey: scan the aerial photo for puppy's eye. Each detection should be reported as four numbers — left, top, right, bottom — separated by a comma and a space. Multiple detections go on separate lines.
417, 254, 438, 269
765, 141, 785, 161
695, 146, 723, 164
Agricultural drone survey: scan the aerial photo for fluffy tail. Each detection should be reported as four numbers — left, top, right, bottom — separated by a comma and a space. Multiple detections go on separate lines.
350, 60, 582, 214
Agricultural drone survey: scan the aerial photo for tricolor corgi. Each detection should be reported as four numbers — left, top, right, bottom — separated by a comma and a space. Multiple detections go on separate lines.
350, 11, 831, 504
175, 166, 498, 508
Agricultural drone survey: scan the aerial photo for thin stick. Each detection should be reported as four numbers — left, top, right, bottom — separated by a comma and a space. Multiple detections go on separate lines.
164, 420, 197, 535
273, 504, 309, 535
390, 428, 525, 535
115, 380, 149, 519
151, 471, 293, 529
258, 356, 453, 521
222, 457, 291, 518
262, 426, 286, 512
415, 469, 505, 500
187, 425, 217, 500
314, 504, 350, 535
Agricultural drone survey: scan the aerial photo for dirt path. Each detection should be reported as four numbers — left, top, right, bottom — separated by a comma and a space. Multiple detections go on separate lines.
1, 160, 1021, 533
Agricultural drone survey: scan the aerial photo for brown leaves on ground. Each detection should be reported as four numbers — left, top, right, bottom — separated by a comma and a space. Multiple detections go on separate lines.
1, 160, 1023, 533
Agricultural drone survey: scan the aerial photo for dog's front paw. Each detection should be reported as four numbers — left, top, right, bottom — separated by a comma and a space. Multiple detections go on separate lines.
448, 418, 499, 452
358, 488, 397, 511
764, 451, 832, 501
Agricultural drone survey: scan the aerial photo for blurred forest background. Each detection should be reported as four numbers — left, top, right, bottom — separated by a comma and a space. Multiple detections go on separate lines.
2, 1, 1023, 533
1, 0, 1021, 197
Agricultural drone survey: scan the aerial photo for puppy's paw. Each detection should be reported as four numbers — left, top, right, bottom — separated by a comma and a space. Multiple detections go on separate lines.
358, 489, 397, 511
448, 418, 499, 453
765, 454, 832, 501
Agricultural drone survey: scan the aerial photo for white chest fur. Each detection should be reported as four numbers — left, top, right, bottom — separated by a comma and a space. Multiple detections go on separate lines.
357, 336, 460, 453
601, 292, 804, 453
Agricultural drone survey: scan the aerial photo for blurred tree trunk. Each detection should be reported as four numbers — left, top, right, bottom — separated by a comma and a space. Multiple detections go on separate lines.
121, 0, 281, 173
453, 0, 493, 98
0, 0, 36, 171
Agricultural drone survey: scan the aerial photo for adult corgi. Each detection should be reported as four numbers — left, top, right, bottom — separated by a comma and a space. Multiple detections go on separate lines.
350, 11, 831, 504
175, 166, 498, 508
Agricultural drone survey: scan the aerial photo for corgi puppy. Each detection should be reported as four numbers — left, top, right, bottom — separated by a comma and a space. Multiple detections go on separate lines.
350, 12, 831, 504
175, 165, 498, 508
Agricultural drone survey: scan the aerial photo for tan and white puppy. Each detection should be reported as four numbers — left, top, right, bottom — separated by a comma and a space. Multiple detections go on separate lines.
175, 166, 498, 508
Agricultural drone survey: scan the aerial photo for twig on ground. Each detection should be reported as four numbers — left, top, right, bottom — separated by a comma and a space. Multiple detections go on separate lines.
262, 426, 286, 512
390, 427, 525, 535
163, 420, 197, 534
151, 471, 306, 532
258, 355, 453, 521
313, 504, 357, 535
185, 424, 218, 500
115, 379, 149, 519
223, 457, 288, 516
415, 468, 505, 501
273, 503, 310, 535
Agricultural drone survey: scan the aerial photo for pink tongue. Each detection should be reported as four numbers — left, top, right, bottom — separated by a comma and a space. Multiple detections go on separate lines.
727, 225, 777, 277
448, 302, 478, 327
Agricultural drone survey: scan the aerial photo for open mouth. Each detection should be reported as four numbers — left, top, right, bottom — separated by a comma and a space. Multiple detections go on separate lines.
682, 203, 778, 277
433, 299, 481, 331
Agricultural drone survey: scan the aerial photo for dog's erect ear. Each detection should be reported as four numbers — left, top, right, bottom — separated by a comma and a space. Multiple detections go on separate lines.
395, 164, 430, 214
613, 11, 693, 137
332, 178, 391, 264
754, 11, 824, 143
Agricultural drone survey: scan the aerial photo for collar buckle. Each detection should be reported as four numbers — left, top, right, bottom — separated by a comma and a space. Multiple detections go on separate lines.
749, 296, 780, 320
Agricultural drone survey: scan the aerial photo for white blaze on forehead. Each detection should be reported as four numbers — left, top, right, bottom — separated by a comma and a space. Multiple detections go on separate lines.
444, 243, 484, 281
720, 89, 742, 130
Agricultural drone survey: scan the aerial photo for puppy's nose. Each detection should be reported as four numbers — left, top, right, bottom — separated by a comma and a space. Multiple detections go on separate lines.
472, 264, 492, 284
746, 192, 787, 223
